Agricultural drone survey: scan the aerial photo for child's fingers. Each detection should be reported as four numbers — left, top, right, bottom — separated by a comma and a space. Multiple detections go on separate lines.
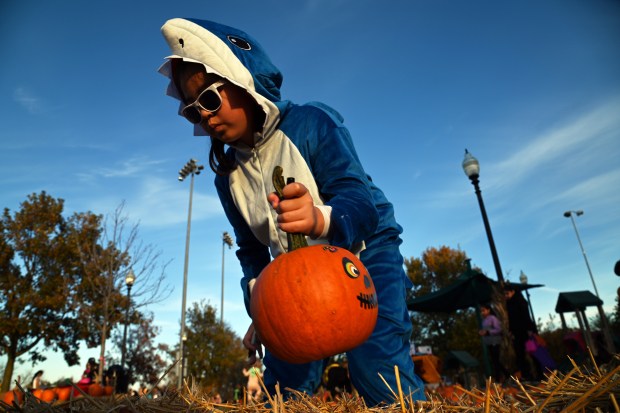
281, 182, 308, 199
267, 192, 280, 208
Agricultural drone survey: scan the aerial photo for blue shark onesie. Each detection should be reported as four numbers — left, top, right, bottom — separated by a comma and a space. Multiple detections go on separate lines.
160, 18, 425, 404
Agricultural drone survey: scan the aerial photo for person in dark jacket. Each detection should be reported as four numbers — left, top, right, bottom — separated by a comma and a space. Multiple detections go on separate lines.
504, 284, 537, 380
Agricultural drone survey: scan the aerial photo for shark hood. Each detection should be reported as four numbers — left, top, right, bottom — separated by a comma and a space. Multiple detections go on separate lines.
159, 18, 283, 137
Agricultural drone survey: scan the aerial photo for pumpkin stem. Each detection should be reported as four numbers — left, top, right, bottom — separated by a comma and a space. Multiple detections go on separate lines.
272, 166, 308, 251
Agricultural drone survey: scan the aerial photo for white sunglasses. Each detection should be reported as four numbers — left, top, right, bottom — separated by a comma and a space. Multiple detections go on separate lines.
181, 80, 227, 124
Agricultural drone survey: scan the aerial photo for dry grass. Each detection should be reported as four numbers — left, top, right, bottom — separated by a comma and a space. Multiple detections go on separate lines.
2, 352, 618, 413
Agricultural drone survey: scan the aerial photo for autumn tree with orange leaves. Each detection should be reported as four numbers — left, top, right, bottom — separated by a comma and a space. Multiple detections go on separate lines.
0, 193, 171, 392
0, 192, 101, 392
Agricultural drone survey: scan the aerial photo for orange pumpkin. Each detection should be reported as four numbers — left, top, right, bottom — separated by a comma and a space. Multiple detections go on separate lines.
2, 389, 24, 406
104, 385, 114, 396
32, 389, 44, 399
55, 386, 72, 401
250, 244, 378, 363
74, 382, 89, 397
41, 389, 56, 403
88, 383, 105, 397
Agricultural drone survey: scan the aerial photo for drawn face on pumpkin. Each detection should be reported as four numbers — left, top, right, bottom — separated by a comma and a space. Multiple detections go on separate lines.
339, 254, 378, 310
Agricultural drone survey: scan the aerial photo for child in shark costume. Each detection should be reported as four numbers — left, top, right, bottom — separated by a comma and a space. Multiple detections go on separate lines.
159, 18, 425, 404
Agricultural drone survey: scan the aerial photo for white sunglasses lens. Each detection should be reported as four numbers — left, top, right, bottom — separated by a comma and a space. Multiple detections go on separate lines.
198, 89, 222, 111
182, 107, 202, 124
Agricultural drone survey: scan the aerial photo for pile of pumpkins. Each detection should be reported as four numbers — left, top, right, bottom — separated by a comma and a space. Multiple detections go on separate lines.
2, 383, 114, 406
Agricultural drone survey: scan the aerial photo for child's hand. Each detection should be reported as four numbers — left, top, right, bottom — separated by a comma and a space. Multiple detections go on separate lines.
268, 182, 324, 238
243, 323, 264, 364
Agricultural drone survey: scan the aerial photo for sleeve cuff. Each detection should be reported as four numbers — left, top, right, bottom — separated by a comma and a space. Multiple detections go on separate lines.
315, 204, 332, 239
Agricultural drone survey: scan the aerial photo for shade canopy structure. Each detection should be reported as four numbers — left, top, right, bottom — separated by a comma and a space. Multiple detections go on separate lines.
554, 290, 615, 357
505, 281, 545, 293
555, 291, 603, 313
406, 262, 544, 313
407, 270, 492, 313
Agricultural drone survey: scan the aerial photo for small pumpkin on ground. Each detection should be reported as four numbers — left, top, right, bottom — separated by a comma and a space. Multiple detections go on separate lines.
88, 383, 105, 397
2, 389, 24, 406
32, 389, 44, 399
55, 386, 72, 401
40, 388, 56, 403
249, 167, 379, 364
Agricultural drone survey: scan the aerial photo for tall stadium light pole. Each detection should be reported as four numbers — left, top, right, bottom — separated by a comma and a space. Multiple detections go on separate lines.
177, 158, 204, 388
462, 150, 505, 284
181, 333, 187, 387
220, 231, 234, 324
121, 269, 136, 370
563, 210, 600, 298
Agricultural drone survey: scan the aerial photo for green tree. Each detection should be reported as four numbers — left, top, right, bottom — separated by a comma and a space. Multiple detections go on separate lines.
109, 312, 171, 387
75, 201, 172, 380
0, 192, 100, 392
406, 246, 482, 361
182, 300, 247, 399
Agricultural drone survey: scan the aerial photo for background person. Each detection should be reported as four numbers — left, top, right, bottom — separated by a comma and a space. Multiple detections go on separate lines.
242, 361, 263, 402
479, 303, 508, 383
504, 284, 538, 381
78, 357, 98, 385
31, 370, 44, 390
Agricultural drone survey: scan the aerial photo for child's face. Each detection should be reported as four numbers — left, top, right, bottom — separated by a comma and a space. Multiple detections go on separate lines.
178, 67, 258, 146
481, 307, 490, 317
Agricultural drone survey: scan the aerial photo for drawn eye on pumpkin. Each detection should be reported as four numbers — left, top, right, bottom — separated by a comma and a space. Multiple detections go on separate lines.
342, 257, 361, 278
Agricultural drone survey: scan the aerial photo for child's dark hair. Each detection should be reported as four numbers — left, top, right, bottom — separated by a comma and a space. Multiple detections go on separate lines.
481, 303, 496, 315
209, 137, 236, 175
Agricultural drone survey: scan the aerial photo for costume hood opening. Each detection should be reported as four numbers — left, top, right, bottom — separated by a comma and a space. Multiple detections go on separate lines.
159, 18, 283, 138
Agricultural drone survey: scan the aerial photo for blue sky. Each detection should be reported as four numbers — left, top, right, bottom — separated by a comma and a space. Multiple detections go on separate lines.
2, 0, 619, 384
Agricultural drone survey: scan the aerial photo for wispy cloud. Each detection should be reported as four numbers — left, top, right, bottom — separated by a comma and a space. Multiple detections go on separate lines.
490, 98, 620, 190
127, 176, 223, 227
96, 157, 169, 178
76, 174, 223, 229
13, 87, 43, 114
546, 169, 620, 208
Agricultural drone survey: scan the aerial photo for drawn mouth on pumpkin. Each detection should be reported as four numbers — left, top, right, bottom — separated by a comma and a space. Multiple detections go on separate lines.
357, 292, 378, 309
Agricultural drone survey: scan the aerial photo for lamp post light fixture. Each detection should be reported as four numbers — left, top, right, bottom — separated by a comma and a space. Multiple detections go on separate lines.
462, 150, 505, 284
121, 269, 136, 370
221, 231, 234, 324
563, 210, 600, 298
177, 158, 204, 388
519, 271, 537, 332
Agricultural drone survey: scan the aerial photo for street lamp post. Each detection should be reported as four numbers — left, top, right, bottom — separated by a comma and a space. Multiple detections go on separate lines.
220, 231, 234, 324
519, 271, 537, 332
563, 210, 600, 298
462, 150, 505, 284
178, 158, 204, 388
121, 269, 136, 370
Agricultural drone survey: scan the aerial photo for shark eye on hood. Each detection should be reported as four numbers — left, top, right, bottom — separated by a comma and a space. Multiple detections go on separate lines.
227, 35, 252, 50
